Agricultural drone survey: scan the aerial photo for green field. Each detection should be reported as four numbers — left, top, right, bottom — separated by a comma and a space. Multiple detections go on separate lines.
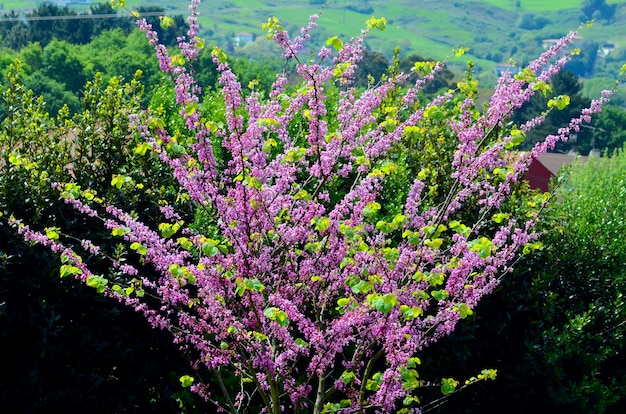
124, 0, 626, 81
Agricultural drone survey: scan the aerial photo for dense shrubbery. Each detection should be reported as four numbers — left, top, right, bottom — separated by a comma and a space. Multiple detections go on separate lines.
417, 149, 626, 413
0, 63, 204, 412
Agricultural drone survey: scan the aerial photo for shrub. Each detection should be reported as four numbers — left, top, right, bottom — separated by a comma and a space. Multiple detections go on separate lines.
4, 1, 620, 413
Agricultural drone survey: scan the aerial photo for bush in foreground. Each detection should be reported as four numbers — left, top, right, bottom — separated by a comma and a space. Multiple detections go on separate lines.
3, 1, 622, 412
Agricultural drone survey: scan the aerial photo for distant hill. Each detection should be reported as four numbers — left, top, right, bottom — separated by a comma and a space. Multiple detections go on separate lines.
3, 0, 626, 87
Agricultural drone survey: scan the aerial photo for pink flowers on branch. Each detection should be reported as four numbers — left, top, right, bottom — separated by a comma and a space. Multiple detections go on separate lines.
22, 1, 620, 412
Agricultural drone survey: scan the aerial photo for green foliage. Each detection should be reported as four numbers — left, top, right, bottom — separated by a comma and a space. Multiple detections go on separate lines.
581, 0, 616, 20
514, 71, 592, 154
518, 13, 552, 30
23, 71, 81, 114
421, 149, 626, 413
398, 53, 455, 94
588, 105, 626, 153
0, 62, 201, 412
376, 62, 475, 217
531, 150, 626, 412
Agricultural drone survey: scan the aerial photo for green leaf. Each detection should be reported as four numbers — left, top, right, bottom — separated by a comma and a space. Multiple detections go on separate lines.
211, 46, 228, 63
111, 174, 132, 189
294, 189, 310, 201
86, 275, 108, 293
312, 217, 331, 232
235, 278, 264, 296
179, 375, 194, 388
363, 201, 381, 218
82, 190, 96, 201
449, 220, 470, 237
284, 147, 307, 163
245, 176, 263, 189
547, 94, 570, 110
177, 237, 194, 250
505, 129, 526, 149
109, 0, 126, 8
130, 242, 147, 255
8, 152, 22, 166
171, 54, 185, 66
159, 16, 175, 29
262, 16, 282, 39
194, 36, 205, 50
45, 227, 60, 240
133, 142, 151, 155
263, 307, 289, 327
325, 36, 344, 51
468, 237, 495, 259
522, 240, 544, 255
351, 155, 367, 167
370, 293, 398, 312
351, 280, 372, 294
201, 242, 219, 257
392, 214, 406, 226
424, 238, 443, 249
453, 47, 469, 57
295, 338, 308, 347
478, 369, 497, 381
514, 67, 536, 83
455, 303, 474, 319
401, 305, 424, 320
184, 102, 198, 116
407, 357, 421, 368
337, 297, 351, 307
401, 368, 420, 390
428, 273, 445, 287
532, 81, 552, 96
365, 16, 387, 31
423, 105, 440, 119
403, 230, 421, 246
340, 371, 357, 384
365, 372, 384, 391
170, 144, 186, 156
60, 264, 81, 278
431, 289, 449, 301
205, 121, 219, 133
376, 220, 396, 233
159, 222, 181, 238
492, 212, 511, 224
441, 378, 459, 395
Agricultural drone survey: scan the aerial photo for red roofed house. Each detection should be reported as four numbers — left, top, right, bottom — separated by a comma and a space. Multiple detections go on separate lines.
524, 152, 587, 192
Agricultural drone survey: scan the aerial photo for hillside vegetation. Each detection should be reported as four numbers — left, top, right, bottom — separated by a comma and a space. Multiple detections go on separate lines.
3, 0, 626, 83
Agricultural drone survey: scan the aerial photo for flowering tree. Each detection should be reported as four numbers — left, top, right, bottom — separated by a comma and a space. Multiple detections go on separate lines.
10, 0, 622, 412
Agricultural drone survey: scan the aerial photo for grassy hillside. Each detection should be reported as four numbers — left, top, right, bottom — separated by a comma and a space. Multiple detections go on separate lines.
3, 0, 626, 87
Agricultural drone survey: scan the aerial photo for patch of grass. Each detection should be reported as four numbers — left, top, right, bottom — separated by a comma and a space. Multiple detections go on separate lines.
481, 0, 584, 11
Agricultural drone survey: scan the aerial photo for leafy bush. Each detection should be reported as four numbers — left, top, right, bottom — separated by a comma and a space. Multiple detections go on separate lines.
518, 13, 552, 30
0, 63, 202, 412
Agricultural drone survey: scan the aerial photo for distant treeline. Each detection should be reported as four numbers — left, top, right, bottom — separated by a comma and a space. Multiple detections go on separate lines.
0, 3, 188, 50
